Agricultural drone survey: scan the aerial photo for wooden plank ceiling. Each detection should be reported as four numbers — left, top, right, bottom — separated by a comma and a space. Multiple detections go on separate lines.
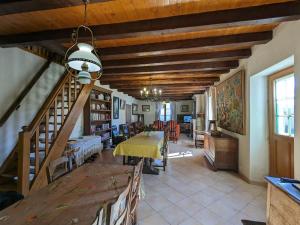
0, 0, 299, 100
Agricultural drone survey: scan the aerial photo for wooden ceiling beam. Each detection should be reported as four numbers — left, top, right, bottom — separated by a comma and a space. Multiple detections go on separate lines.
123, 88, 204, 92
0, 1, 298, 46
103, 49, 251, 68
101, 76, 220, 84
100, 32, 272, 59
124, 91, 203, 95
108, 81, 214, 86
103, 61, 238, 75
101, 73, 220, 81
0, 0, 109, 16
109, 83, 211, 89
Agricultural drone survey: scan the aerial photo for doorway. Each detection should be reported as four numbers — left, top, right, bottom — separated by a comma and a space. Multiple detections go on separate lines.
268, 67, 294, 178
126, 104, 131, 123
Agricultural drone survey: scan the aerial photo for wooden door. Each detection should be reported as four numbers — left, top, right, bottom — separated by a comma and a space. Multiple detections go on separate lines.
126, 104, 131, 123
268, 67, 294, 178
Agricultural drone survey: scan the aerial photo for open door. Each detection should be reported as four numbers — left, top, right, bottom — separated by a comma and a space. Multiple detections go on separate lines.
268, 67, 294, 178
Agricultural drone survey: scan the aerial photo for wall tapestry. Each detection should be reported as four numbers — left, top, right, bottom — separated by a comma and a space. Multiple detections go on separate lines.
216, 70, 246, 135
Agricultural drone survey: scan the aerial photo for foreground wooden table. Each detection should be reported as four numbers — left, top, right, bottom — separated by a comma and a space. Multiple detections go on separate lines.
0, 163, 133, 225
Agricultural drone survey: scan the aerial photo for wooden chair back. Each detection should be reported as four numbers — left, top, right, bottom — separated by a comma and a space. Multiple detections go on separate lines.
119, 124, 130, 139
128, 123, 136, 137
91, 208, 104, 225
168, 120, 180, 143
132, 159, 144, 196
109, 180, 132, 225
153, 120, 164, 131
128, 159, 144, 225
47, 156, 69, 183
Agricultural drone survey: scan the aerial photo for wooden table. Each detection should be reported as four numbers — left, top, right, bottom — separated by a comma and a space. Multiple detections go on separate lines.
113, 131, 164, 175
114, 131, 164, 159
0, 163, 133, 225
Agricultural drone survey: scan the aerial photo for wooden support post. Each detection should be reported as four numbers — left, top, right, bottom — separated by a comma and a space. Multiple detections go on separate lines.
17, 126, 31, 196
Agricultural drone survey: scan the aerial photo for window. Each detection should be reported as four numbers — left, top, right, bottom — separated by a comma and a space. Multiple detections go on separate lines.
160, 103, 171, 121
274, 74, 294, 136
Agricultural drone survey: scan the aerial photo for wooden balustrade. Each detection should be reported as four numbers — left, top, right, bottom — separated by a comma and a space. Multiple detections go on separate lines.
17, 70, 86, 195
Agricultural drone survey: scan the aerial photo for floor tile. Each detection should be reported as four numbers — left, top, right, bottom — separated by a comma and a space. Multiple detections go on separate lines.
159, 205, 190, 225
137, 201, 156, 221
179, 217, 204, 225
145, 195, 174, 212
139, 213, 170, 225
193, 208, 223, 225
136, 135, 267, 225
176, 197, 205, 216
207, 199, 238, 220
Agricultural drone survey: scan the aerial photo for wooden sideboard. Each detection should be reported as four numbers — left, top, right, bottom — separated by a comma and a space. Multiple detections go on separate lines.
265, 176, 300, 225
203, 132, 238, 171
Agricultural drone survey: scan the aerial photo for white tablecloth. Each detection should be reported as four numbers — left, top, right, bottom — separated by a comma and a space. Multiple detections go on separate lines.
66, 136, 103, 166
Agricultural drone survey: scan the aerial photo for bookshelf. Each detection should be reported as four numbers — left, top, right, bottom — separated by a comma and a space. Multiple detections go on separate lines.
84, 86, 112, 148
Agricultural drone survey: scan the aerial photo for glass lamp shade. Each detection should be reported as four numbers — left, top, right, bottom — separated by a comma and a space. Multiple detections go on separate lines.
67, 43, 102, 72
77, 70, 91, 84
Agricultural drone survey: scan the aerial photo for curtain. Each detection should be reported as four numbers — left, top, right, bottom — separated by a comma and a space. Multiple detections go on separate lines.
170, 102, 176, 121
155, 102, 162, 120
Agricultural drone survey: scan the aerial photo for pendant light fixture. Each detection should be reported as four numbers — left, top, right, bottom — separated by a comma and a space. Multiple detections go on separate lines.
140, 78, 162, 102
64, 0, 102, 84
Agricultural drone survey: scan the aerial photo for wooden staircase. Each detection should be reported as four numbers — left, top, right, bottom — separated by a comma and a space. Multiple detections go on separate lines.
0, 70, 95, 196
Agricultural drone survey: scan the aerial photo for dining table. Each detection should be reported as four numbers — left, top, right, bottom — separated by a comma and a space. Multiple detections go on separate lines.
113, 131, 164, 175
0, 163, 133, 225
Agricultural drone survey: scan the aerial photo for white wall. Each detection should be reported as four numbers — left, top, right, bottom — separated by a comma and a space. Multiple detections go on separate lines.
175, 100, 193, 115
217, 20, 300, 181
136, 100, 194, 126
136, 100, 156, 126
0, 48, 65, 166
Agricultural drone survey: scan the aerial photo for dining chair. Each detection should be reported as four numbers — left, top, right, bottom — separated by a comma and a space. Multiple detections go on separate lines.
128, 123, 136, 137
109, 180, 132, 225
153, 120, 164, 131
91, 207, 104, 225
47, 156, 69, 183
153, 131, 169, 171
112, 125, 126, 146
128, 159, 144, 225
168, 120, 180, 143
119, 124, 130, 139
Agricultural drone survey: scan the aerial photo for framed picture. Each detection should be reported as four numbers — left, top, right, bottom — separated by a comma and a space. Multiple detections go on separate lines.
216, 70, 246, 135
120, 99, 126, 110
142, 105, 150, 112
181, 105, 189, 112
113, 96, 119, 119
132, 104, 138, 115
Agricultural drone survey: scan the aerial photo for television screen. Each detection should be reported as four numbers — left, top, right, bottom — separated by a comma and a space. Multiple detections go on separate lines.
183, 115, 192, 123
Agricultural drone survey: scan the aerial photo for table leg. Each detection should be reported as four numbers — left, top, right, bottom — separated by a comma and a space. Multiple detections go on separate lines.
68, 156, 73, 171
142, 158, 159, 175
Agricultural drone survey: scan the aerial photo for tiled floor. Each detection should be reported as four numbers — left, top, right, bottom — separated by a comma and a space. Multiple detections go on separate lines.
137, 135, 267, 225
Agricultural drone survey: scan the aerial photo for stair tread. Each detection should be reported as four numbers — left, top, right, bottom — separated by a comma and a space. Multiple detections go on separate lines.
0, 182, 17, 192
0, 170, 17, 178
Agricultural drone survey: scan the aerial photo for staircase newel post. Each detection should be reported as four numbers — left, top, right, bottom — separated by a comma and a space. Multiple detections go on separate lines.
17, 126, 31, 196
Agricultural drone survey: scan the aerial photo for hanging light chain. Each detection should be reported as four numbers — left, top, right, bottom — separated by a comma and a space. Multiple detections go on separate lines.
83, 0, 89, 26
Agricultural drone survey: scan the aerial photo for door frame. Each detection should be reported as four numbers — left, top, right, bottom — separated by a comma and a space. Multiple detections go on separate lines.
268, 66, 294, 177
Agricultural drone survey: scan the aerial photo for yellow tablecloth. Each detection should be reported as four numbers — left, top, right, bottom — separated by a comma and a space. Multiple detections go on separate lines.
113, 131, 164, 159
